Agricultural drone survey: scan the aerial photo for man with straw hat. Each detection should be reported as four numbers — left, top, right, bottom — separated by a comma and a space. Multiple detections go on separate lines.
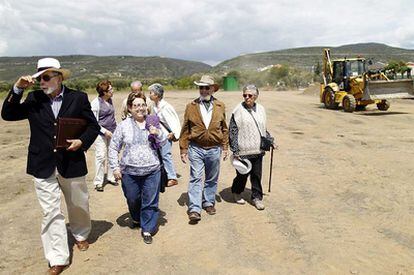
1, 57, 100, 274
179, 75, 228, 224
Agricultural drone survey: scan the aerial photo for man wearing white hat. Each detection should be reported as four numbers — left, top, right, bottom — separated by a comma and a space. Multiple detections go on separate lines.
1, 58, 100, 274
179, 75, 228, 223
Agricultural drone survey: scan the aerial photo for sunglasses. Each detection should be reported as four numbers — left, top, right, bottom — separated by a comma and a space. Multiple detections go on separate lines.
243, 94, 254, 99
199, 86, 210, 90
36, 73, 59, 82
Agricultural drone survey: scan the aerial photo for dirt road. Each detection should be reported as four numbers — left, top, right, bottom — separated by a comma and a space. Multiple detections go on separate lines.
0, 89, 413, 274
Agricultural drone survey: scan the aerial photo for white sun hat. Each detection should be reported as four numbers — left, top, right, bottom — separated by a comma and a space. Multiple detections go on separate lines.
230, 155, 252, 175
31, 57, 71, 80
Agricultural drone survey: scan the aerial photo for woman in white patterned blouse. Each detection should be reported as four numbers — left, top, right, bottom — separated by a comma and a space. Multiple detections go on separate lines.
109, 93, 166, 244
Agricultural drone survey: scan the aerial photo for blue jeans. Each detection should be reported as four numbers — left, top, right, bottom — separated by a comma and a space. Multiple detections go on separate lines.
187, 143, 221, 214
121, 170, 160, 234
160, 139, 177, 180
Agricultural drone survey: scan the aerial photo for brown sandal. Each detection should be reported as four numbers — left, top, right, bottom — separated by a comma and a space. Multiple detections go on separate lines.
167, 179, 178, 187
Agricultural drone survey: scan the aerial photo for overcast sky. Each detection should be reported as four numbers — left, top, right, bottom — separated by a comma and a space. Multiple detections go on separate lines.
1, 0, 413, 65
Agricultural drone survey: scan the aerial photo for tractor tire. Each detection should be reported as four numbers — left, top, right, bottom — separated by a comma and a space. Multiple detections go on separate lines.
342, 94, 356, 113
323, 88, 339, 109
377, 100, 390, 111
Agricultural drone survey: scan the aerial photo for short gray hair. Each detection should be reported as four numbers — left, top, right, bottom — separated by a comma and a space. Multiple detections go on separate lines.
243, 84, 259, 95
148, 83, 164, 99
130, 81, 143, 89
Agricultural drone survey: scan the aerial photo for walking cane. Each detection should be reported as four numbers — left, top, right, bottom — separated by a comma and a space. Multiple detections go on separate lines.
268, 146, 274, 193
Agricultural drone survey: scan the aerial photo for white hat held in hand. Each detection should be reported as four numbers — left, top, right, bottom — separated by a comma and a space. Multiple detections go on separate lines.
231, 154, 252, 175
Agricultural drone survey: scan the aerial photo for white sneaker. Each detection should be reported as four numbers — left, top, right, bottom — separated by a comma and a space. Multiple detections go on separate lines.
253, 199, 265, 210
233, 193, 246, 205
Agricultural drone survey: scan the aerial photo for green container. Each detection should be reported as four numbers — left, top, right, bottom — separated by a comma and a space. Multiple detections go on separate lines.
223, 76, 239, 91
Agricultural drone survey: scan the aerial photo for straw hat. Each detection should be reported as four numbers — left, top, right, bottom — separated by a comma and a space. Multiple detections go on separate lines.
194, 75, 219, 92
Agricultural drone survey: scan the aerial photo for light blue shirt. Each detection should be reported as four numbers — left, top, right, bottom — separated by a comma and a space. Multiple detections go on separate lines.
51, 89, 64, 118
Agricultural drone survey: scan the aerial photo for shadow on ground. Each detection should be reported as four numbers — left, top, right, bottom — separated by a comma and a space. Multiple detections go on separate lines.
219, 187, 253, 204
116, 210, 168, 232
357, 111, 410, 116
177, 192, 188, 207
67, 219, 113, 263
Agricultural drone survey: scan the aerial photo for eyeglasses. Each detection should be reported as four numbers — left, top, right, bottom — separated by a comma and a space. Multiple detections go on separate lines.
36, 73, 59, 82
199, 86, 210, 90
131, 103, 147, 108
243, 94, 254, 99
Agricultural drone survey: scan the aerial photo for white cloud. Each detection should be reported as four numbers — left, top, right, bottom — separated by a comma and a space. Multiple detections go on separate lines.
0, 0, 413, 63
0, 40, 7, 54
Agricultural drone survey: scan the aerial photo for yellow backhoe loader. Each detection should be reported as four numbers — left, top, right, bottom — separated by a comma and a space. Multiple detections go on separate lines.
320, 49, 414, 112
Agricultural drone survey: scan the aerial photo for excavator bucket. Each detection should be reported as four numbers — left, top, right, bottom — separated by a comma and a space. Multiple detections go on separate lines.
363, 79, 414, 100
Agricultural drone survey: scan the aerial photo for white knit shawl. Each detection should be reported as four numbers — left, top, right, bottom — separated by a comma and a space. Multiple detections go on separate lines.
232, 103, 266, 156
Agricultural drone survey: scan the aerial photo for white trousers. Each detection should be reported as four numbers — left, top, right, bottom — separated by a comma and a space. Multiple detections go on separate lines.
34, 171, 91, 266
93, 135, 115, 186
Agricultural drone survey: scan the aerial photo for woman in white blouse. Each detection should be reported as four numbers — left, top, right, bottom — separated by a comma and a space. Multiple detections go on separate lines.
91, 80, 117, 192
148, 83, 181, 187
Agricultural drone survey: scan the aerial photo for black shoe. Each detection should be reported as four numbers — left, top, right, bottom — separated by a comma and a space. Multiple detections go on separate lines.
107, 180, 119, 186
95, 185, 104, 192
142, 232, 152, 244
129, 220, 140, 229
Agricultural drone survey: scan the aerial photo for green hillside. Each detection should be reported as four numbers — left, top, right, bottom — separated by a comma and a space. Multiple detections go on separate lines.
0, 55, 211, 82
2, 43, 414, 85
213, 43, 414, 73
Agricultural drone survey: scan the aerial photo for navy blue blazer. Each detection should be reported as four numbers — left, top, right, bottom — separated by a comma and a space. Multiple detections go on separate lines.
1, 86, 100, 179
